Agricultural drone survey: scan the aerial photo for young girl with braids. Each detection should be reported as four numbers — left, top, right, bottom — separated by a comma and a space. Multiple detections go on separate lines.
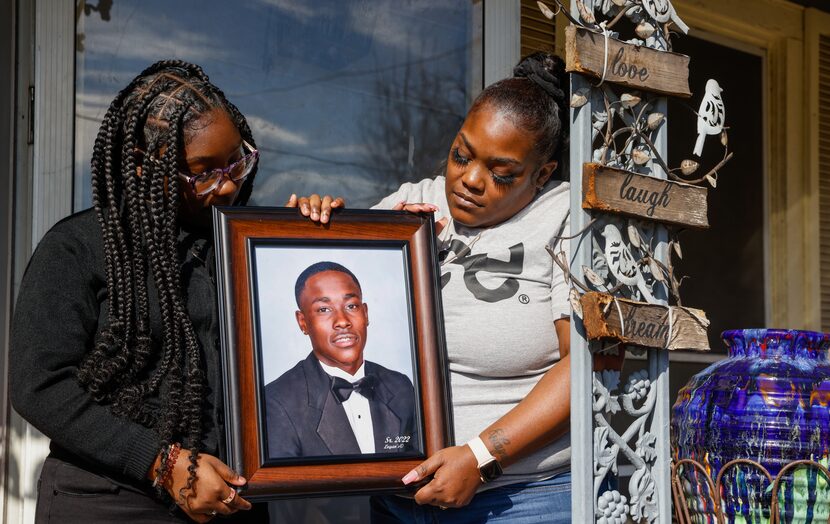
9, 60, 294, 522
301, 52, 574, 523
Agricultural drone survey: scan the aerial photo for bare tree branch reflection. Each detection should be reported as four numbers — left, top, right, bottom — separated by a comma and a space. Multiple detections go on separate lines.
359, 53, 466, 202
76, 0, 113, 52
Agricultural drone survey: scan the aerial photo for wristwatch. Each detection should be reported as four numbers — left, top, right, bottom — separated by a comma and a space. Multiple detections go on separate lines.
466, 437, 503, 483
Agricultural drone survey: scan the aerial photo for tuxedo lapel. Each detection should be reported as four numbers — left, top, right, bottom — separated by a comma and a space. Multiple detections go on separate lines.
302, 353, 361, 455
317, 392, 361, 455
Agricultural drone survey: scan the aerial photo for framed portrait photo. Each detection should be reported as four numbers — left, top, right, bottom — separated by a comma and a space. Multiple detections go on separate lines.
213, 207, 452, 499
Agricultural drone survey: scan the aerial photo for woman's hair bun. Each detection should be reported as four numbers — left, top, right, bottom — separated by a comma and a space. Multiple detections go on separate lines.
513, 52, 567, 106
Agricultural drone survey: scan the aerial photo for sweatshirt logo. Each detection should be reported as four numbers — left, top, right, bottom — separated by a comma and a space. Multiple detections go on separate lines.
440, 239, 525, 303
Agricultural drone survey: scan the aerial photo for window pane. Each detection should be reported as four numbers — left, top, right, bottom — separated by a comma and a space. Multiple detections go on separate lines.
75, 1, 481, 210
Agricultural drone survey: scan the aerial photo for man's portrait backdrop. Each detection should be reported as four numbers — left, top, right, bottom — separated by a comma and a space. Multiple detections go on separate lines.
252, 245, 416, 385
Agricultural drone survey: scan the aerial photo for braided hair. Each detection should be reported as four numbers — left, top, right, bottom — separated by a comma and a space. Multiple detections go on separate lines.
470, 52, 569, 174
75, 59, 257, 492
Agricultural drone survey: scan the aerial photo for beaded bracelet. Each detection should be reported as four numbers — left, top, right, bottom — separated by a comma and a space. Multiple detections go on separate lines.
153, 443, 181, 488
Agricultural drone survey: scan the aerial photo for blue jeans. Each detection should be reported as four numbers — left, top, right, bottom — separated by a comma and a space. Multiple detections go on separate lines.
370, 472, 571, 524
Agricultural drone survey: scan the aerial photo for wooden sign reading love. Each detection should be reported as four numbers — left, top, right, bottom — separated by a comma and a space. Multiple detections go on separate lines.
582, 163, 709, 229
565, 26, 691, 98
580, 292, 710, 351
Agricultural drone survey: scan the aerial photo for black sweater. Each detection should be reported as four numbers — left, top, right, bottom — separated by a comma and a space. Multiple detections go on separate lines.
9, 209, 227, 484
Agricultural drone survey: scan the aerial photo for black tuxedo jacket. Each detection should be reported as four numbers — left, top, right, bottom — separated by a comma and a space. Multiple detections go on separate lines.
264, 352, 419, 458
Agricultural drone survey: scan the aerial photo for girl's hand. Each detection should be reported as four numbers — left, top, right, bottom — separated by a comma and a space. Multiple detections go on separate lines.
163, 450, 251, 522
286, 194, 344, 224
401, 445, 482, 509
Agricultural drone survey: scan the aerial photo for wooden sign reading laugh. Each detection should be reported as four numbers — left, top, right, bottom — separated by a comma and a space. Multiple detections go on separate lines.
582, 163, 709, 229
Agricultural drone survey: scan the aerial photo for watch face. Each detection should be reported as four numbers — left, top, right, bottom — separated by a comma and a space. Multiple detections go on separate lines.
479, 458, 503, 483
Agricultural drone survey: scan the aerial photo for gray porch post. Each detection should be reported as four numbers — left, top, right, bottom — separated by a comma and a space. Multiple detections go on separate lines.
567, 6, 673, 524
568, 69, 596, 523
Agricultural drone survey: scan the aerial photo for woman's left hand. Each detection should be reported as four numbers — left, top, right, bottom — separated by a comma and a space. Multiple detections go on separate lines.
402, 445, 482, 509
285, 194, 344, 224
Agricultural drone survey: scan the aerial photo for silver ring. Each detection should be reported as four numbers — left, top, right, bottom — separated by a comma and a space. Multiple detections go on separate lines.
210, 510, 218, 516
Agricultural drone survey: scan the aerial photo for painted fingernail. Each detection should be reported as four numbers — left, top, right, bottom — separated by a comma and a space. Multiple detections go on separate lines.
401, 470, 419, 485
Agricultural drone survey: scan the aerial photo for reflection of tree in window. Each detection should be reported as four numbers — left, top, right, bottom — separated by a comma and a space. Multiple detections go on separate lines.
75, 0, 113, 52
359, 51, 467, 200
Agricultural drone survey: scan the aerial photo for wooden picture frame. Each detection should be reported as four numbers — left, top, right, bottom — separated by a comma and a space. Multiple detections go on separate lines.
213, 207, 452, 500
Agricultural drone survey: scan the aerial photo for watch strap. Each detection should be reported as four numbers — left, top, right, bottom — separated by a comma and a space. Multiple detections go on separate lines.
466, 436, 495, 468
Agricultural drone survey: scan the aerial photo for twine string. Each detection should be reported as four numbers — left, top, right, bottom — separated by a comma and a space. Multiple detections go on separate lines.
595, 21, 612, 87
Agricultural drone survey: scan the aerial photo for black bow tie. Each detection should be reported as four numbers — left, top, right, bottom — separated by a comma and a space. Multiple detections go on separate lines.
331, 375, 376, 403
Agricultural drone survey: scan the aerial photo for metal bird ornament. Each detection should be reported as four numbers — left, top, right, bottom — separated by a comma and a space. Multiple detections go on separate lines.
641, 0, 689, 34
693, 79, 725, 157
600, 223, 656, 303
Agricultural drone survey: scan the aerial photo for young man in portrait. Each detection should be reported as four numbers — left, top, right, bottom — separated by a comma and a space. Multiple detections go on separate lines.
263, 261, 419, 459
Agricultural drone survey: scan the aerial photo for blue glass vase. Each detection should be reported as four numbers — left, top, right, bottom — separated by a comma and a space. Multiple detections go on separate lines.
671, 329, 830, 523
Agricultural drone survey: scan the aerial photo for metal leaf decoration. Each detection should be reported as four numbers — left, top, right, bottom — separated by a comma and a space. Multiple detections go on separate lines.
627, 224, 643, 249
576, 0, 597, 24
647, 112, 664, 130
648, 257, 665, 283
680, 159, 699, 175
632, 147, 650, 165
570, 288, 584, 318
584, 266, 607, 288
571, 88, 590, 108
537, 0, 555, 19
620, 93, 641, 108
635, 21, 656, 39
705, 173, 717, 188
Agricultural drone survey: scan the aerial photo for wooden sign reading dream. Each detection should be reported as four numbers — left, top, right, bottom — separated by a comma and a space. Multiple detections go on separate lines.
580, 292, 709, 351
565, 26, 691, 98
582, 163, 709, 229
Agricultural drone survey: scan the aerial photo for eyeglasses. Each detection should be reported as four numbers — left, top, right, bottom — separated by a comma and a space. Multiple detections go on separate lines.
176, 140, 259, 197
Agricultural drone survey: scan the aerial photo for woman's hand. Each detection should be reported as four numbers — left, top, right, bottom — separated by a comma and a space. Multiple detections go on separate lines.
286, 194, 344, 224
391, 201, 439, 214
162, 450, 251, 522
401, 445, 482, 509
392, 201, 448, 235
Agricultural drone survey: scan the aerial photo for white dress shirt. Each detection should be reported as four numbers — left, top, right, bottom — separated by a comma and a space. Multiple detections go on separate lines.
318, 360, 376, 454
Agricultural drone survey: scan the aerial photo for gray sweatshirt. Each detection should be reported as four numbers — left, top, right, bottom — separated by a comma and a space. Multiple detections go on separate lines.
375, 176, 571, 489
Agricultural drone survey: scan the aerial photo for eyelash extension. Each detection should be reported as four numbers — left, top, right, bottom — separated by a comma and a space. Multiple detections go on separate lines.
451, 147, 470, 166
490, 173, 516, 186
453, 146, 516, 186
452, 147, 470, 166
